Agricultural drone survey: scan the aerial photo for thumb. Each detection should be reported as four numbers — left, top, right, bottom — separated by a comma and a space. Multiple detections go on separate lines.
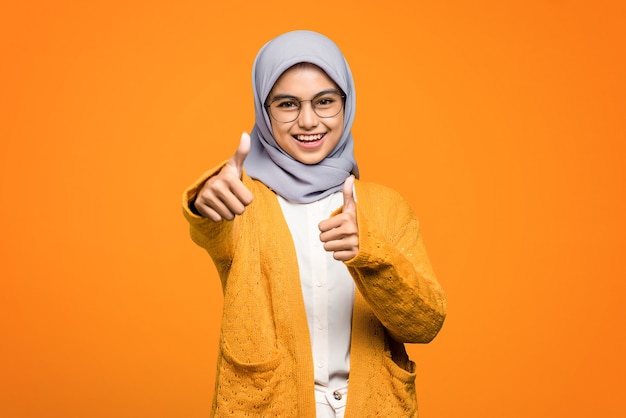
342, 175, 356, 213
229, 132, 251, 176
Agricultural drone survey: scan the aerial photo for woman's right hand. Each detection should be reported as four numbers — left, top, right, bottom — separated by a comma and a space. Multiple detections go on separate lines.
193, 132, 254, 222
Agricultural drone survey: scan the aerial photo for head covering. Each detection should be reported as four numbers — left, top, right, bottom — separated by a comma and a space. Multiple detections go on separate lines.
243, 30, 359, 203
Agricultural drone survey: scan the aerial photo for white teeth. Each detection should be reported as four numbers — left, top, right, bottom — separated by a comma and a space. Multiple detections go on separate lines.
296, 134, 324, 142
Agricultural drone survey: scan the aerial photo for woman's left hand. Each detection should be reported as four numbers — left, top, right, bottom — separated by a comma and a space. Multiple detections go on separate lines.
319, 176, 359, 261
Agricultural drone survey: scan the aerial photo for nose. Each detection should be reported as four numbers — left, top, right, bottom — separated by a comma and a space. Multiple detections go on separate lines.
297, 100, 318, 129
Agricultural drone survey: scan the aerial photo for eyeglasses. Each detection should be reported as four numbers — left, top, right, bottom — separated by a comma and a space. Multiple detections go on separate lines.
264, 90, 346, 123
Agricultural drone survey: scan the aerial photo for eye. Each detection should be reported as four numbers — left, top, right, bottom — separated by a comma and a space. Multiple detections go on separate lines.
275, 99, 299, 109
315, 96, 336, 107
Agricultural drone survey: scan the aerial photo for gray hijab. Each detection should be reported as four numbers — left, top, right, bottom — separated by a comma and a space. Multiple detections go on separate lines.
244, 30, 359, 203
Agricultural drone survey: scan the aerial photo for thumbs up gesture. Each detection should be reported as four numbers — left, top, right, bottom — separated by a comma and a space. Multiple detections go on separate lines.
319, 175, 359, 261
194, 132, 254, 222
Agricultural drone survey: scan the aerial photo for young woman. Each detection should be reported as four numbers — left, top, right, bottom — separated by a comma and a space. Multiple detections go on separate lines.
183, 30, 446, 418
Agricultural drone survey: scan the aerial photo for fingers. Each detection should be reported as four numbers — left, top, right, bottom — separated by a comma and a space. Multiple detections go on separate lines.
318, 175, 359, 261
195, 177, 253, 222
194, 181, 238, 222
193, 132, 254, 222
321, 232, 359, 251
319, 217, 358, 244
342, 175, 356, 213
201, 177, 249, 220
195, 197, 233, 223
224, 132, 254, 205
318, 175, 357, 234
227, 132, 251, 178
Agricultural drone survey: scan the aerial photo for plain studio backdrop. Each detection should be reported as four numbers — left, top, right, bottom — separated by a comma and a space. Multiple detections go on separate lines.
1, 1, 624, 417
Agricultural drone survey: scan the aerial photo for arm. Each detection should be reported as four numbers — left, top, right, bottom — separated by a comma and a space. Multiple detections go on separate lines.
182, 164, 239, 282
181, 132, 254, 281
344, 184, 446, 344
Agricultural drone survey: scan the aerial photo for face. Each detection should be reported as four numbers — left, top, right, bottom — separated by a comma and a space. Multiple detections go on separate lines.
266, 64, 345, 165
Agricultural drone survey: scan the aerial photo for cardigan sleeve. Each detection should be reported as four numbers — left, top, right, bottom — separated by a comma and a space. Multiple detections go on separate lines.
344, 183, 446, 344
181, 161, 242, 284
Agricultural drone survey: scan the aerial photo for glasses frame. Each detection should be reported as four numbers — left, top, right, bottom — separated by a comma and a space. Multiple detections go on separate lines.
264, 90, 346, 123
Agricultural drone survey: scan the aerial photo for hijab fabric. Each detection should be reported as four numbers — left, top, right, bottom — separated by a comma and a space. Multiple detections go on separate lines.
244, 30, 359, 203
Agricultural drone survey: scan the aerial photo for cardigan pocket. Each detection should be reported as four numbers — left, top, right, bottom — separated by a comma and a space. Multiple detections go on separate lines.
378, 351, 418, 417
213, 338, 286, 416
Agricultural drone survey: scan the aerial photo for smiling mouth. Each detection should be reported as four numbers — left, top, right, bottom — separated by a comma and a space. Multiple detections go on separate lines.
294, 133, 325, 143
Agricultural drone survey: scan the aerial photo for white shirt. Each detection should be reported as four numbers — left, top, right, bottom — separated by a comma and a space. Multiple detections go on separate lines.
278, 192, 355, 390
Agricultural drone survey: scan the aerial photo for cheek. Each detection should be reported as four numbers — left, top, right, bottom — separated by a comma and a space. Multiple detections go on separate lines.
334, 116, 345, 137
270, 121, 286, 140
270, 123, 294, 151
272, 126, 289, 141
336, 110, 345, 130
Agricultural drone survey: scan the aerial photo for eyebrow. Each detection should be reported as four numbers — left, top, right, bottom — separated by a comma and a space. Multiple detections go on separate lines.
269, 89, 342, 102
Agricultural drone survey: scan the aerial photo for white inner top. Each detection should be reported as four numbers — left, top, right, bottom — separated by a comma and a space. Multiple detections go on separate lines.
278, 191, 355, 390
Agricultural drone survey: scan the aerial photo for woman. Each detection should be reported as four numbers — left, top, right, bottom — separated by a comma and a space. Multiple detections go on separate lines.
183, 30, 446, 418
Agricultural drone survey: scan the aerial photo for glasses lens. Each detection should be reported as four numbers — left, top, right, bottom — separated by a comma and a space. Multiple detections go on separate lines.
269, 98, 301, 123
312, 93, 344, 118
268, 92, 345, 123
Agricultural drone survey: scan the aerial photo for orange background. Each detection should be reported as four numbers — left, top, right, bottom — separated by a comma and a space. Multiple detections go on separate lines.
1, 1, 625, 417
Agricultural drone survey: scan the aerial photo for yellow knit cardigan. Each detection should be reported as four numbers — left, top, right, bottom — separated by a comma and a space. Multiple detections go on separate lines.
183, 166, 446, 417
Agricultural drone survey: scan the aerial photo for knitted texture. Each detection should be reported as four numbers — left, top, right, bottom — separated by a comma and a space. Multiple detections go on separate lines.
183, 165, 446, 417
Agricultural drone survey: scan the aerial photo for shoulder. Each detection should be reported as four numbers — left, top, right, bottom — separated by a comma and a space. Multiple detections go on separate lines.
352, 179, 421, 244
